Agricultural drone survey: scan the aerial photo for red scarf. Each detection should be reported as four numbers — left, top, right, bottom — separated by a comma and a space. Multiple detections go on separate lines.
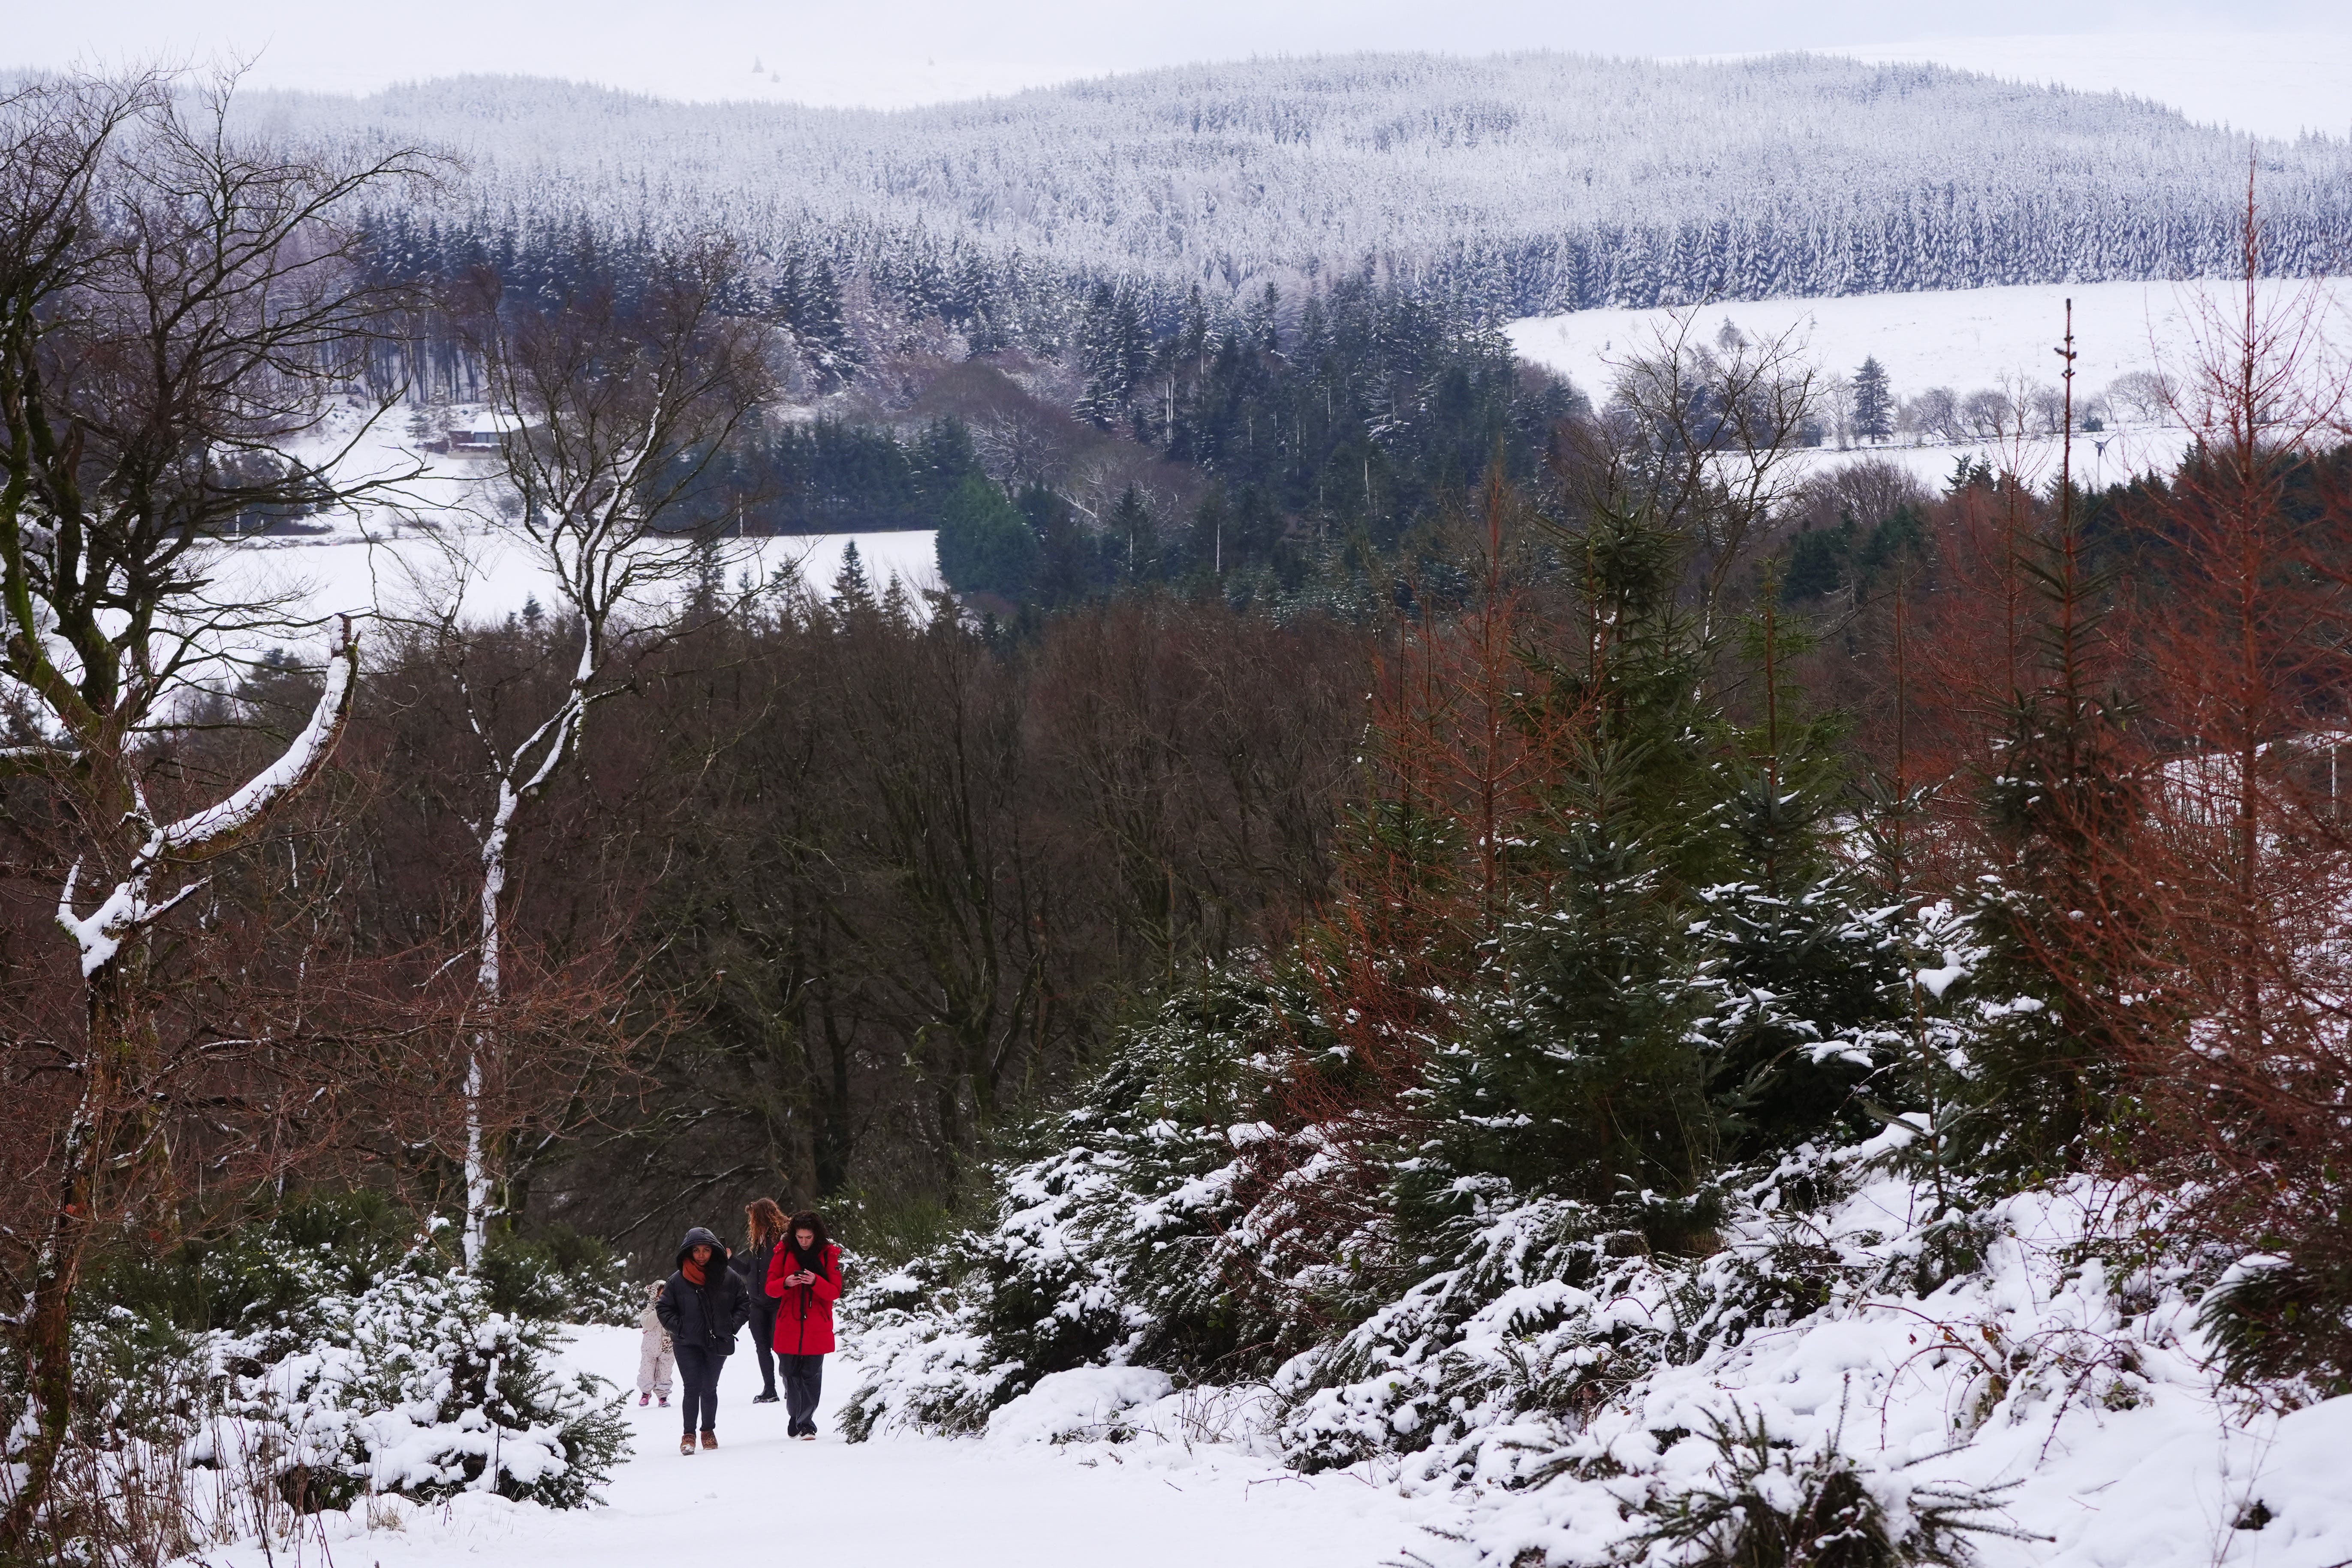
681, 1257, 708, 1288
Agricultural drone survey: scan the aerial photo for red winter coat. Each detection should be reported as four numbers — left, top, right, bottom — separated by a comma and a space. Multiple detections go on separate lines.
765, 1242, 843, 1355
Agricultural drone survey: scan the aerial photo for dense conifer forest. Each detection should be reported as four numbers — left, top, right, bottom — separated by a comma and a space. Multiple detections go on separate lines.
266, 54, 2352, 324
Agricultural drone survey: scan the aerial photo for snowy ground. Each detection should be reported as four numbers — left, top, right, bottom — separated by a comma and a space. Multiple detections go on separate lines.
187, 1202, 2352, 1568
1507, 277, 2352, 491
207, 527, 942, 633
1506, 277, 2352, 417
218, 1325, 1450, 1568
188, 404, 940, 662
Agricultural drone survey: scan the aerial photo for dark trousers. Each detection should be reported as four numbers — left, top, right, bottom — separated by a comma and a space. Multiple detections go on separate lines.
781, 1353, 825, 1434
675, 1344, 724, 1434
749, 1298, 780, 1396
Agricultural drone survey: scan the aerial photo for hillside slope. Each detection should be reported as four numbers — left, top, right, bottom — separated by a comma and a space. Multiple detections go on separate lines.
242, 53, 2352, 315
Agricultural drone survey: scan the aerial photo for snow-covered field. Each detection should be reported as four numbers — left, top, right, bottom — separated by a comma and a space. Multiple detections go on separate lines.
1507, 277, 2352, 418
208, 527, 941, 634
192, 406, 940, 655
1507, 277, 2352, 490
210, 1325, 1445, 1568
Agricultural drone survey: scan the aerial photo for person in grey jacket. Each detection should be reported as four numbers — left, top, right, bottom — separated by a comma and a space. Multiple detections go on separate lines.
653, 1226, 751, 1453
635, 1279, 673, 1406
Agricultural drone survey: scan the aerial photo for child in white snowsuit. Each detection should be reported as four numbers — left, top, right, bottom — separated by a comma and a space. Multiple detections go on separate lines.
637, 1279, 675, 1406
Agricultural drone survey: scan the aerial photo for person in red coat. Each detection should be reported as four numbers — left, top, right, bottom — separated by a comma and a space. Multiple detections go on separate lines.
764, 1210, 843, 1439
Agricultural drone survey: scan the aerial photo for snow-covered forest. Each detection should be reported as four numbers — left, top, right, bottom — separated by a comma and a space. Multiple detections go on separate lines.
9, 46, 2352, 1568
245, 52, 2352, 325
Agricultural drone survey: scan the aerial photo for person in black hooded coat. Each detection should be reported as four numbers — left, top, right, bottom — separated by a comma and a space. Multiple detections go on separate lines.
654, 1226, 751, 1452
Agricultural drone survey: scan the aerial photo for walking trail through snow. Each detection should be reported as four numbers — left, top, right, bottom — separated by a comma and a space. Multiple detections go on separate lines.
235, 1326, 1446, 1568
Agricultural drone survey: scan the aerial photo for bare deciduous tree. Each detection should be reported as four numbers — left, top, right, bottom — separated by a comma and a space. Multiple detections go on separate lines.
0, 71, 430, 1551
431, 239, 773, 1262
1567, 310, 1819, 631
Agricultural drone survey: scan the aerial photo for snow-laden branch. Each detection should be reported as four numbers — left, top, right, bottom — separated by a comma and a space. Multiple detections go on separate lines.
160, 629, 358, 854
54, 619, 360, 977
54, 861, 210, 977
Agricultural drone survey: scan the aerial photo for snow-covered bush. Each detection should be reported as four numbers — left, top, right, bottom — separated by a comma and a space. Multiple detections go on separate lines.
837, 1254, 1013, 1439
476, 1227, 643, 1327
95, 1191, 640, 1340
184, 1210, 630, 1511
1268, 1192, 1702, 1476
2195, 1253, 2352, 1401
214, 1261, 626, 1511
840, 741, 1959, 1466
1613, 1405, 2017, 1568
1, 1203, 629, 1564
984, 1367, 1177, 1446
842, 973, 1307, 1439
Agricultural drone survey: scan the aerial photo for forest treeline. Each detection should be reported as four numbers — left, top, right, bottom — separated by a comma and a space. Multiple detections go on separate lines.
364, 217, 1584, 611
292, 54, 2352, 325
354, 584, 1370, 1246
25, 424, 2351, 1271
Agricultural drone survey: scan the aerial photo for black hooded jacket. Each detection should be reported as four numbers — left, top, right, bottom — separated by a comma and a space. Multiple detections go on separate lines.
655, 1227, 753, 1354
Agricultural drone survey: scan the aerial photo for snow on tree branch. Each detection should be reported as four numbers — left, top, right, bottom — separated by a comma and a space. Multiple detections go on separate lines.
54, 617, 360, 977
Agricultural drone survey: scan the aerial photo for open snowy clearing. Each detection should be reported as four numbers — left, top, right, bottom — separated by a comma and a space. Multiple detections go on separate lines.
1771, 426, 2189, 498
1507, 277, 2352, 492
187, 403, 941, 656
1506, 277, 2352, 418
204, 527, 942, 635
196, 1325, 1450, 1568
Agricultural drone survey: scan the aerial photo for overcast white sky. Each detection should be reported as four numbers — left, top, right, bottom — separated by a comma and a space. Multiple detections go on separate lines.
9, 0, 2351, 134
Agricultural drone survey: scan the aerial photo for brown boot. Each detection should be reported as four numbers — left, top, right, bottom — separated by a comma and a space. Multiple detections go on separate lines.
679, 1436, 695, 1456
700, 1431, 717, 1450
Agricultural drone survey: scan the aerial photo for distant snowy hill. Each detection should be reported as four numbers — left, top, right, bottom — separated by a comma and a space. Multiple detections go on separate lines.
242, 53, 2352, 319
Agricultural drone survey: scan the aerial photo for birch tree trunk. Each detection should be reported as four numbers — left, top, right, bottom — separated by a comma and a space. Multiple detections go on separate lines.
440, 235, 768, 1264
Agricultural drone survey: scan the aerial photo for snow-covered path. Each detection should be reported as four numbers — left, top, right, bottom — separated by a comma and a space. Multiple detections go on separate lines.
265, 1326, 1443, 1568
